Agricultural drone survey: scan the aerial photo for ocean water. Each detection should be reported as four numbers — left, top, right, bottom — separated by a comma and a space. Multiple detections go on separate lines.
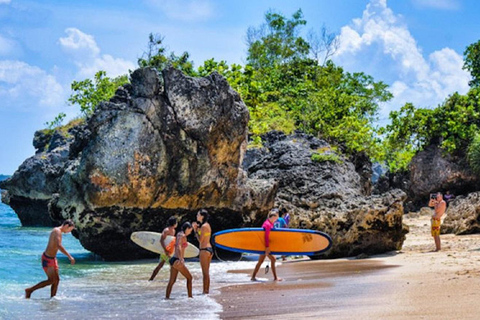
0, 203, 257, 320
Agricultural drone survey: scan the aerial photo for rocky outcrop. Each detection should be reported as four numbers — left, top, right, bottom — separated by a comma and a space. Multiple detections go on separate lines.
1, 67, 409, 260
442, 192, 480, 234
409, 145, 480, 207
0, 129, 75, 226
1, 67, 276, 260
244, 131, 408, 258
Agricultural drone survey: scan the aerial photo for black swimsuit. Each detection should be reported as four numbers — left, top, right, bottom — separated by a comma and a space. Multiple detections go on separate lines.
200, 247, 214, 255
169, 257, 179, 266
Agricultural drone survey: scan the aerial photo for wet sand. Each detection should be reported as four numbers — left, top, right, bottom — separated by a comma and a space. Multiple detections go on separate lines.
215, 212, 480, 319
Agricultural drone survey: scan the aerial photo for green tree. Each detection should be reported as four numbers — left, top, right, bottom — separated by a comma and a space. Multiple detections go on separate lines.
68, 71, 128, 117
464, 40, 480, 87
241, 10, 392, 160
138, 33, 196, 76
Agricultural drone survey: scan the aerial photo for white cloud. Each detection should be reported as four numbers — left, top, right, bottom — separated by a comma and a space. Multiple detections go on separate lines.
0, 35, 16, 56
412, 0, 460, 10
59, 28, 135, 79
0, 0, 11, 4
334, 0, 470, 118
145, 0, 214, 22
0, 60, 65, 109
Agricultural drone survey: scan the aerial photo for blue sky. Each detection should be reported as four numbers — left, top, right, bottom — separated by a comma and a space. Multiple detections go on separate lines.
0, 0, 479, 174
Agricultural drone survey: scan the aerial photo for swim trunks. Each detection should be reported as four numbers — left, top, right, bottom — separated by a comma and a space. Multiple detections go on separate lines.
431, 217, 441, 237
42, 252, 58, 272
159, 253, 170, 262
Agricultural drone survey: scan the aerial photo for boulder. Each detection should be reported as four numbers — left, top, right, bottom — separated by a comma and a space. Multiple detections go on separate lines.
244, 131, 408, 258
409, 144, 480, 206
442, 192, 480, 234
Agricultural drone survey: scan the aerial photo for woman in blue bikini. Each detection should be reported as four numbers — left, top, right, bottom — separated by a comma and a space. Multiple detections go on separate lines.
193, 209, 213, 294
165, 222, 193, 299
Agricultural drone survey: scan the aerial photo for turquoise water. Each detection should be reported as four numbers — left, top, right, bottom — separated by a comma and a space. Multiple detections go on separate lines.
0, 203, 256, 320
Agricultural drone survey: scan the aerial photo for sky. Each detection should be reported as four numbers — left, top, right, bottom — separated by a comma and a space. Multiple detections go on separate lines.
0, 0, 479, 174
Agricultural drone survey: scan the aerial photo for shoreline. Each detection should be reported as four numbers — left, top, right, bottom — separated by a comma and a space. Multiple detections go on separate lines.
214, 212, 480, 319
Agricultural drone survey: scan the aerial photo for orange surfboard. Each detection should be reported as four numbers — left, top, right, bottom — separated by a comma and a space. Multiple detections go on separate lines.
213, 228, 332, 255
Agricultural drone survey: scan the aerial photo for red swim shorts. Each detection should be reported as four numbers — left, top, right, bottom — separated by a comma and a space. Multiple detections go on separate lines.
42, 252, 58, 271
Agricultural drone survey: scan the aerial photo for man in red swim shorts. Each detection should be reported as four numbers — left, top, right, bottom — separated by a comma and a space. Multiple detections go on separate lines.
25, 220, 75, 298
42, 252, 59, 272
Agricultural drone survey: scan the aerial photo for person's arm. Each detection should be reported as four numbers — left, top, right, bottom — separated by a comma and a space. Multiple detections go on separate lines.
56, 230, 75, 265
159, 230, 168, 253
428, 198, 436, 207
179, 235, 186, 262
192, 222, 200, 241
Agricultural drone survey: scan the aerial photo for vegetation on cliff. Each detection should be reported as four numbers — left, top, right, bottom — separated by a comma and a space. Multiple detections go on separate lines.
51, 9, 480, 175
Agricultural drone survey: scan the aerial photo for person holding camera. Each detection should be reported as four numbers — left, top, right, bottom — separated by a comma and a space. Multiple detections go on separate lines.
428, 192, 447, 252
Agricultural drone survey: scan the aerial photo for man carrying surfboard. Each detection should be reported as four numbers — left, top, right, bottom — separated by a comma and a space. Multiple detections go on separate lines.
149, 216, 177, 281
251, 209, 283, 282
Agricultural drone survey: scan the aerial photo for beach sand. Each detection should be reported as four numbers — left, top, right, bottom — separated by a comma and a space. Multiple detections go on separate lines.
215, 211, 480, 319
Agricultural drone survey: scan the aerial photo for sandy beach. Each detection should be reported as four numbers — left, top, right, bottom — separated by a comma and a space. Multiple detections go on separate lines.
215, 210, 480, 319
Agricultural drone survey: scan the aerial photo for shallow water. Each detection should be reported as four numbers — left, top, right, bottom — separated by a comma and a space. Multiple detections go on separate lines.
0, 203, 257, 320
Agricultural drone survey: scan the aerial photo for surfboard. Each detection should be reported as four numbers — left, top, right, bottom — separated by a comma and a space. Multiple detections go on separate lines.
213, 228, 332, 256
130, 231, 199, 258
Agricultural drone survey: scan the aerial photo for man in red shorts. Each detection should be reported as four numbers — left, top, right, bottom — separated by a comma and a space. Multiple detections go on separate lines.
25, 219, 76, 298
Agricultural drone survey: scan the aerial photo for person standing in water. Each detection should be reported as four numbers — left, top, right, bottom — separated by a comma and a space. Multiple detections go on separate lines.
428, 192, 447, 252
25, 220, 75, 299
251, 209, 282, 281
193, 209, 213, 294
149, 216, 178, 281
166, 222, 194, 299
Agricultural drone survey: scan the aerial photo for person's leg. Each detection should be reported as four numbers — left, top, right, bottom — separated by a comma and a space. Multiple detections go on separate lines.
176, 263, 193, 298
268, 254, 282, 281
165, 267, 179, 299
251, 254, 266, 281
434, 235, 441, 251
25, 267, 56, 298
50, 269, 60, 297
199, 250, 212, 294
149, 260, 166, 281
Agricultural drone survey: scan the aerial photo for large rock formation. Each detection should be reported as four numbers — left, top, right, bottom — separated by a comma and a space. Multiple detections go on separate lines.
1, 67, 408, 260
1, 67, 276, 260
442, 192, 480, 234
244, 131, 408, 258
408, 145, 480, 207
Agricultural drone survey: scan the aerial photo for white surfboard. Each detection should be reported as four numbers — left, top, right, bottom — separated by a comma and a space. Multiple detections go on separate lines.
130, 231, 199, 258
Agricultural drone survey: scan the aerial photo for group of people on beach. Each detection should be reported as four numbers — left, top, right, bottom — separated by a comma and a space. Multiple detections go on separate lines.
24, 207, 290, 299
148, 209, 213, 299
24, 192, 448, 300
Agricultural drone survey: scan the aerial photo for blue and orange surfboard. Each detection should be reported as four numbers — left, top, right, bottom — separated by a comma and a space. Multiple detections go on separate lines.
213, 228, 332, 256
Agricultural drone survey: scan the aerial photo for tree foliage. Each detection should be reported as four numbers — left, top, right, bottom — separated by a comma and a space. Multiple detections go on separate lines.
381, 87, 480, 172
68, 71, 129, 117
464, 40, 480, 88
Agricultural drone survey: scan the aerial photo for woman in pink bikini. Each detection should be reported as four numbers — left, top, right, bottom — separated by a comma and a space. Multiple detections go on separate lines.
165, 222, 194, 299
